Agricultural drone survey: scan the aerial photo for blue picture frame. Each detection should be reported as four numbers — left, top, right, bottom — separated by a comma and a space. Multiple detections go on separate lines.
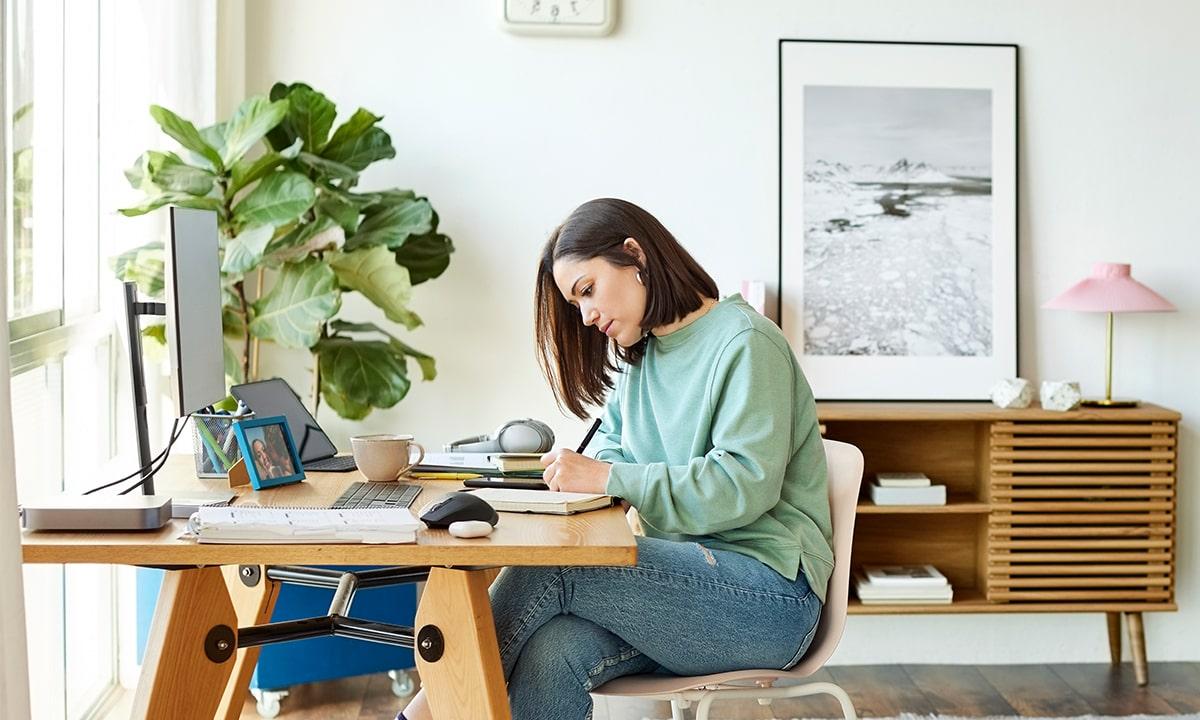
232, 415, 306, 490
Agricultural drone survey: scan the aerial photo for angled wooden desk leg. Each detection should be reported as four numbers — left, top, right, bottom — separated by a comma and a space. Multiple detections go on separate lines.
414, 567, 511, 720
132, 566, 239, 720
218, 565, 281, 720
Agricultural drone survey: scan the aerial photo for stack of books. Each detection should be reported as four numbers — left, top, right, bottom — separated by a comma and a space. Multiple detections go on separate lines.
854, 564, 953, 604
869, 472, 946, 505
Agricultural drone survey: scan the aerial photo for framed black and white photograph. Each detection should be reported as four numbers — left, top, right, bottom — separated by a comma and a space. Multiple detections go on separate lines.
779, 40, 1018, 400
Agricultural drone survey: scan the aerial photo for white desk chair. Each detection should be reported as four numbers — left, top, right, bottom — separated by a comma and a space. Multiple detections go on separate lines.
592, 439, 864, 720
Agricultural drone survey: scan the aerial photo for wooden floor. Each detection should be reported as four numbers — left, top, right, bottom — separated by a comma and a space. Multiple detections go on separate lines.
237, 662, 1200, 719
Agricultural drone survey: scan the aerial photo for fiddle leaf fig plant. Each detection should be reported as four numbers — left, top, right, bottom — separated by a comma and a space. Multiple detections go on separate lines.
114, 83, 453, 419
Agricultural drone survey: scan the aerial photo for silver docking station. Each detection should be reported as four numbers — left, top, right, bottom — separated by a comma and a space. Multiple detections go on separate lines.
19, 495, 173, 531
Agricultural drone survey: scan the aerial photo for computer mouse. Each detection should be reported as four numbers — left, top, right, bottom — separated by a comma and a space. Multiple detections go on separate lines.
419, 492, 499, 528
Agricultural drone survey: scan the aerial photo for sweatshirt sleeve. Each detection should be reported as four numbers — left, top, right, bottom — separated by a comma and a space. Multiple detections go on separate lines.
605, 329, 795, 535
590, 370, 632, 464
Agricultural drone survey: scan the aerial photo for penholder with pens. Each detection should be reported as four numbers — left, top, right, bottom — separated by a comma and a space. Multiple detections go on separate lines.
191, 411, 255, 478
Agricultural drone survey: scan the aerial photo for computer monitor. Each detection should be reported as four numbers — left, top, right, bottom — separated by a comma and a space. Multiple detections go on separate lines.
165, 207, 227, 417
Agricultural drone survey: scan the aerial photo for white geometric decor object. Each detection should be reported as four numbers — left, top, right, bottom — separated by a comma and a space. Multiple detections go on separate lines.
1040, 380, 1083, 412
990, 377, 1033, 409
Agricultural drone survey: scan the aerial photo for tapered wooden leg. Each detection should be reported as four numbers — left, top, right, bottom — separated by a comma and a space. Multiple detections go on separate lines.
414, 567, 510, 719
132, 567, 238, 719
1127, 611, 1148, 685
217, 565, 281, 720
1106, 611, 1122, 664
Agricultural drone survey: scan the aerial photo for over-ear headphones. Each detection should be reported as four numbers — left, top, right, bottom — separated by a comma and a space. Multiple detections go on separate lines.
447, 419, 555, 454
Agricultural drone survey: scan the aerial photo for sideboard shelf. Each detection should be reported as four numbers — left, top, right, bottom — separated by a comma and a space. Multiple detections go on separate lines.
818, 400, 1181, 686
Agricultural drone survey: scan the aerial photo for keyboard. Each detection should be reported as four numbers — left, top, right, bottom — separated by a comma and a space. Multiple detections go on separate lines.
303, 455, 358, 472
330, 482, 421, 510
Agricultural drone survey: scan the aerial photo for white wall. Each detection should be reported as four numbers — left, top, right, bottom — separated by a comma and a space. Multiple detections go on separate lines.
242, 0, 1200, 663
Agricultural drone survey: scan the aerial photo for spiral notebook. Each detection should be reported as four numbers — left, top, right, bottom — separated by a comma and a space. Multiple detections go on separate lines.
188, 505, 421, 544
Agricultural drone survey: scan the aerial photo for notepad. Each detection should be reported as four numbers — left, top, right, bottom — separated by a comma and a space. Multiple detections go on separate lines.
187, 506, 421, 544
465, 488, 613, 515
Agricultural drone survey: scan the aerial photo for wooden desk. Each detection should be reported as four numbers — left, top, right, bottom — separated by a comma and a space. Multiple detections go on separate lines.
21, 457, 637, 720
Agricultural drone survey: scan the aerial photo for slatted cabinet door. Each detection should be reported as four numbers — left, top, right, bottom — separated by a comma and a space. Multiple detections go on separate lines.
987, 420, 1177, 604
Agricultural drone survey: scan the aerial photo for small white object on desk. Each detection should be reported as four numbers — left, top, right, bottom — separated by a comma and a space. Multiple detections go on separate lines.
869, 483, 946, 506
990, 377, 1033, 409
448, 520, 495, 538
1040, 380, 1083, 411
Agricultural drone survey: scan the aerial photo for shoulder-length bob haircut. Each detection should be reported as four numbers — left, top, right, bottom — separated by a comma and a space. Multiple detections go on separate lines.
535, 198, 718, 419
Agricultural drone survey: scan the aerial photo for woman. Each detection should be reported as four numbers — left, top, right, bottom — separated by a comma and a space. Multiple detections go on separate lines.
400, 198, 832, 720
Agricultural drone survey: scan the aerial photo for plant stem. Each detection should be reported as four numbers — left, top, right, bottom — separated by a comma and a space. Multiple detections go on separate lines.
235, 279, 251, 381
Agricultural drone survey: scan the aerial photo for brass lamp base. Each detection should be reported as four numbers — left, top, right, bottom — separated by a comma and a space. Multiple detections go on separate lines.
1081, 397, 1140, 408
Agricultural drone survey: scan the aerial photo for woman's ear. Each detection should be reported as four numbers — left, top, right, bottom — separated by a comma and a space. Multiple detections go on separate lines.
622, 237, 646, 265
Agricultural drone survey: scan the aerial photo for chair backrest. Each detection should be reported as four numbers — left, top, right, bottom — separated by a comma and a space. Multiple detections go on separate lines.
788, 438, 863, 676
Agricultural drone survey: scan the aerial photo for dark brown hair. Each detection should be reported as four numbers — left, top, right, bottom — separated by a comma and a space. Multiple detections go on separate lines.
535, 198, 719, 418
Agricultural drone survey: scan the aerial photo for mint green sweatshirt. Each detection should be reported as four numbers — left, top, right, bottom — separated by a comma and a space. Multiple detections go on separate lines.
597, 294, 834, 602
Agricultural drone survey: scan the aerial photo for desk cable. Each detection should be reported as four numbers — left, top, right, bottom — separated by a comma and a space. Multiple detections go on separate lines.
81, 414, 191, 496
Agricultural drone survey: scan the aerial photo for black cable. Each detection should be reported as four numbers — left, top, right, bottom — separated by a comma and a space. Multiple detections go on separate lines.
81, 415, 187, 495
119, 415, 193, 495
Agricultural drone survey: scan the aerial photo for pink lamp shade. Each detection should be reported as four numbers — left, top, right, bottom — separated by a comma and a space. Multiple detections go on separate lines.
1043, 262, 1176, 313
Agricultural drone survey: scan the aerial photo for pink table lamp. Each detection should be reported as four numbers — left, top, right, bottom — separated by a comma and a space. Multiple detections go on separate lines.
1043, 262, 1175, 407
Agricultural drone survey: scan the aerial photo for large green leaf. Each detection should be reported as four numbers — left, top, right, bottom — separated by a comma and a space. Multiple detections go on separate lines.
232, 171, 316, 228
148, 153, 215, 195
285, 86, 337, 153
228, 138, 302, 197
395, 231, 454, 285
322, 108, 395, 171
249, 258, 340, 348
221, 224, 275, 275
316, 337, 410, 409
221, 96, 289, 168
265, 82, 303, 150
320, 376, 372, 420
345, 197, 433, 250
263, 216, 340, 266
297, 152, 358, 182
224, 340, 245, 383
316, 192, 360, 234
119, 192, 223, 217
330, 320, 436, 381
328, 246, 421, 329
110, 241, 165, 298
149, 105, 223, 171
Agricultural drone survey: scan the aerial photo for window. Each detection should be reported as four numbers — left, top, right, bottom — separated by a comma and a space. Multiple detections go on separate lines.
4, 1, 217, 717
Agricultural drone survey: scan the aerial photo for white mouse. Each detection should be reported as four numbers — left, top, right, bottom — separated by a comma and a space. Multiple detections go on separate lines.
448, 520, 495, 538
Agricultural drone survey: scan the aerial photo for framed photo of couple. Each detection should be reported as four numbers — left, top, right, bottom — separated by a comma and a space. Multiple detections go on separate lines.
233, 415, 305, 490
779, 40, 1018, 400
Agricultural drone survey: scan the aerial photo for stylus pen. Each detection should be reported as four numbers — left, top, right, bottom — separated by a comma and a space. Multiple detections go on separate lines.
576, 418, 602, 455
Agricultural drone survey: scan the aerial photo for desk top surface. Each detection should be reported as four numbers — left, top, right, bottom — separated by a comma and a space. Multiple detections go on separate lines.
21, 456, 637, 567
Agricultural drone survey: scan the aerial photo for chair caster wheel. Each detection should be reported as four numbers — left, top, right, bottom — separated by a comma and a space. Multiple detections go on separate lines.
389, 668, 415, 697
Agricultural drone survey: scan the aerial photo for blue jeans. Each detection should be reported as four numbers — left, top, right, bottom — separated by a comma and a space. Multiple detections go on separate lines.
489, 536, 823, 720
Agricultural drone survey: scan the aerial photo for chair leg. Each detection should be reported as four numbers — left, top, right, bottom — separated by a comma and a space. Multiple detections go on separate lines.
669, 698, 687, 720
780, 681, 858, 720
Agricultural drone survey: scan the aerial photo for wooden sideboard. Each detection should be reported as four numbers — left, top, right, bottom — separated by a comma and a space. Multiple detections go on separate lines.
817, 401, 1181, 684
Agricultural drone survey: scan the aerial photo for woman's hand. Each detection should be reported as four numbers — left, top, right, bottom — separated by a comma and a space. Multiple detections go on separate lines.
541, 448, 611, 494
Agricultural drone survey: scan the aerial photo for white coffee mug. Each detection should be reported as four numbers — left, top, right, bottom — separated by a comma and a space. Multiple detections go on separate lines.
350, 434, 426, 482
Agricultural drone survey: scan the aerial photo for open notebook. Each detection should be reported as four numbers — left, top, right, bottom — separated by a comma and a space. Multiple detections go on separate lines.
187, 506, 421, 544
465, 488, 612, 515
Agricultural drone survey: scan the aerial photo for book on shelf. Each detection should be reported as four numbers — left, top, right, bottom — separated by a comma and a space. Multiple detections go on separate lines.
863, 564, 947, 587
464, 487, 613, 515
188, 506, 421, 544
868, 483, 946, 505
874, 472, 931, 488
854, 571, 953, 604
